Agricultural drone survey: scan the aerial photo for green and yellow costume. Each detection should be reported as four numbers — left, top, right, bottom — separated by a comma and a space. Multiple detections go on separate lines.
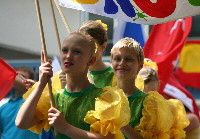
24, 65, 189, 139
23, 83, 130, 139
88, 66, 189, 139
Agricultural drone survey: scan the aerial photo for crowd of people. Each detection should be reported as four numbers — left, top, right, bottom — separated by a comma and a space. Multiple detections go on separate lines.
0, 20, 199, 139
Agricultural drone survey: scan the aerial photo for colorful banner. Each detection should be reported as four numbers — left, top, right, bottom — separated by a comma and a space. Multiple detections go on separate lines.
59, 0, 200, 24
174, 40, 200, 89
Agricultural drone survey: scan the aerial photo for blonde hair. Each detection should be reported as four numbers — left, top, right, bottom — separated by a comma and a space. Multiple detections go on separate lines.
111, 37, 144, 65
138, 66, 159, 84
78, 20, 107, 46
65, 32, 96, 55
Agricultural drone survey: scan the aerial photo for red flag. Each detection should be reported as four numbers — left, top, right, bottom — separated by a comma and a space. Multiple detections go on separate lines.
144, 17, 192, 93
174, 40, 200, 89
0, 58, 17, 100
163, 75, 200, 119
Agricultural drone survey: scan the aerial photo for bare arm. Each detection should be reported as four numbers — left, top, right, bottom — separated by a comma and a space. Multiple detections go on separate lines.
15, 81, 47, 129
15, 51, 53, 129
121, 125, 144, 139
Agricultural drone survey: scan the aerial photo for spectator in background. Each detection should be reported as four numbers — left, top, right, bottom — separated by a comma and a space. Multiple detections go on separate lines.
0, 66, 41, 139
15, 66, 35, 80
15, 66, 55, 139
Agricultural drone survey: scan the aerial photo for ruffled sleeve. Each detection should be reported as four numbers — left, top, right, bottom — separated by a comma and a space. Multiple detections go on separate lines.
51, 70, 62, 93
134, 91, 174, 139
84, 86, 130, 139
135, 75, 144, 91
22, 71, 63, 134
111, 75, 117, 87
23, 82, 52, 134
167, 99, 190, 139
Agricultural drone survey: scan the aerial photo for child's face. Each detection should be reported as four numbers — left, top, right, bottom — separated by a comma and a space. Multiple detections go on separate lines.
111, 47, 142, 80
60, 35, 95, 74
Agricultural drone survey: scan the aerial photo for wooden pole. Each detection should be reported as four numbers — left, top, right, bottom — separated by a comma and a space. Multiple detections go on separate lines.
49, 0, 61, 52
53, 0, 72, 33
35, 0, 55, 107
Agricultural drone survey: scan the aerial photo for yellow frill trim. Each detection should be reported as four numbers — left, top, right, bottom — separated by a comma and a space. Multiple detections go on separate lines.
84, 86, 130, 139
111, 75, 117, 87
51, 70, 63, 92
134, 91, 189, 139
135, 75, 144, 91
23, 83, 51, 134
167, 99, 190, 139
22, 71, 62, 134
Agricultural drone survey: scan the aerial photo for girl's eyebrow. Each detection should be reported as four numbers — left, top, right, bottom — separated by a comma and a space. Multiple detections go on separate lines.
113, 53, 120, 56
113, 54, 120, 57
126, 55, 134, 58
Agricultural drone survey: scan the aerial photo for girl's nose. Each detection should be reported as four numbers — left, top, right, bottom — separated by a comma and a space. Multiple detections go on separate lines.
66, 52, 72, 60
119, 59, 125, 65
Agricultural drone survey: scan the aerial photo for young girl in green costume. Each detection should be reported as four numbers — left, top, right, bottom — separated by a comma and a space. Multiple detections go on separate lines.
50, 20, 113, 91
15, 32, 130, 139
26, 20, 112, 92
108, 38, 189, 139
78, 20, 114, 88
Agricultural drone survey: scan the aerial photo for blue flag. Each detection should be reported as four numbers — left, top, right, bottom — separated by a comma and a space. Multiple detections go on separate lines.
113, 20, 145, 47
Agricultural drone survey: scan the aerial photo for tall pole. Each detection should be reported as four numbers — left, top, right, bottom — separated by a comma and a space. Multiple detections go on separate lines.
35, 0, 55, 107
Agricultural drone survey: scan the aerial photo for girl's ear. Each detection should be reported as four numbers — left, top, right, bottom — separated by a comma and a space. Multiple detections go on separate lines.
102, 42, 107, 52
88, 55, 96, 66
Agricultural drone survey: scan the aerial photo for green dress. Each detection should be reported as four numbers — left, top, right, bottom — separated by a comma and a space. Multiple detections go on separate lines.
128, 90, 148, 128
89, 66, 114, 88
54, 85, 103, 139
